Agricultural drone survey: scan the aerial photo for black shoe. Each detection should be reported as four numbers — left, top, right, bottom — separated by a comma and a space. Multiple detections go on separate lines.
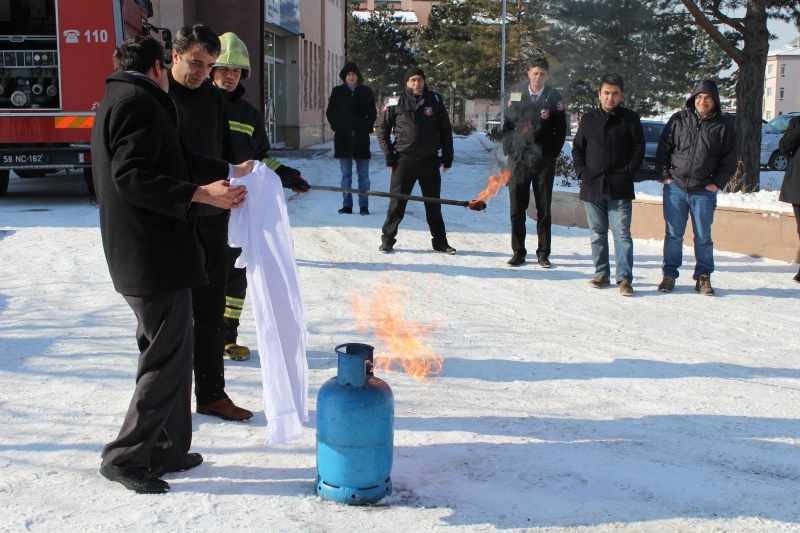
538, 257, 551, 268
379, 242, 393, 254
433, 244, 457, 255
360, 206, 369, 215
149, 453, 203, 478
338, 206, 352, 214
793, 267, 800, 283
507, 254, 526, 267
99, 460, 170, 494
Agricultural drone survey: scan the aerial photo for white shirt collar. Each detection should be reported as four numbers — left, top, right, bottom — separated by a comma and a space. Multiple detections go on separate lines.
528, 84, 545, 99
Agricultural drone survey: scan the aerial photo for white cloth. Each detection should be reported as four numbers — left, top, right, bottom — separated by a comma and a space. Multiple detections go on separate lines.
228, 162, 309, 445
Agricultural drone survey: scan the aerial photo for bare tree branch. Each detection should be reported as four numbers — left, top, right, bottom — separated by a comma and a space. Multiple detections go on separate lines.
681, 0, 744, 64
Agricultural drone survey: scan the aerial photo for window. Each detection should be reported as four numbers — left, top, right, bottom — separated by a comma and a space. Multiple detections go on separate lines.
779, 112, 783, 116
767, 87, 773, 97
768, 64, 774, 74
766, 110, 773, 120
780, 88, 785, 100
781, 64, 786, 77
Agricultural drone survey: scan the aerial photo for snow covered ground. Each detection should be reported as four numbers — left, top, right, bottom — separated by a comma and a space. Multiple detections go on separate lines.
1, 134, 799, 533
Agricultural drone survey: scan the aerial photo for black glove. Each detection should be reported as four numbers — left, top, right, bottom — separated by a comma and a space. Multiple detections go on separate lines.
289, 175, 310, 193
441, 159, 452, 169
386, 155, 398, 169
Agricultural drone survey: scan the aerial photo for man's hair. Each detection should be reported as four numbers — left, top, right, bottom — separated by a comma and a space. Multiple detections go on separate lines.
599, 73, 625, 93
173, 24, 221, 56
113, 36, 165, 73
528, 57, 550, 72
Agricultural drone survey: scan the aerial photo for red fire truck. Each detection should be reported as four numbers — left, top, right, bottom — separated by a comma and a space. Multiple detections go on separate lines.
0, 0, 169, 196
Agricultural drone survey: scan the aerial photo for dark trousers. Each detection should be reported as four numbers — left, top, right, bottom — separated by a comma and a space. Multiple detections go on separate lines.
193, 213, 229, 406
102, 289, 194, 471
224, 246, 247, 345
509, 162, 555, 259
381, 155, 447, 248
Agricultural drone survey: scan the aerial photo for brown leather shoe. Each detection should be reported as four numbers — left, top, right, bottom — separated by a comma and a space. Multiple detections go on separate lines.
197, 398, 253, 422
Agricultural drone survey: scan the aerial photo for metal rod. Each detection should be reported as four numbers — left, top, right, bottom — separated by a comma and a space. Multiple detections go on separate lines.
310, 185, 471, 207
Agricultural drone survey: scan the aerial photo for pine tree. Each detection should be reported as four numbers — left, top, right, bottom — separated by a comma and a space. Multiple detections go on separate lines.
347, 1, 418, 106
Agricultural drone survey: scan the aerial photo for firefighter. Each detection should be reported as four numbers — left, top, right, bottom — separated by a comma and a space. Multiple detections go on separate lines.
502, 57, 568, 268
376, 67, 455, 254
210, 32, 309, 361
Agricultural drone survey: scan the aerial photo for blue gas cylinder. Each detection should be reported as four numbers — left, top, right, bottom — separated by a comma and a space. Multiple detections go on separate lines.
315, 343, 394, 505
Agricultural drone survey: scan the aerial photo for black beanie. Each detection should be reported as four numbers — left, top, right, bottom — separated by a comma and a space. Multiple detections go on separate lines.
404, 67, 425, 84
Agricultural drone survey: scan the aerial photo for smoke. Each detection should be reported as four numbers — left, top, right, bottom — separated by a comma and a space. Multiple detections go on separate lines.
503, 87, 545, 172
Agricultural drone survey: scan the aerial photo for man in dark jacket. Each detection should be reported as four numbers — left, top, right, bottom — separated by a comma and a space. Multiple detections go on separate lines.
169, 24, 252, 422
502, 57, 568, 268
655, 79, 737, 296
572, 73, 645, 296
326, 62, 377, 215
210, 32, 309, 361
376, 67, 455, 254
778, 115, 800, 283
92, 36, 252, 494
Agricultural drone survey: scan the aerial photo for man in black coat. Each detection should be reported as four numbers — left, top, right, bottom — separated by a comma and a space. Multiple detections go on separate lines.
502, 57, 568, 268
210, 32, 309, 361
376, 67, 455, 254
326, 62, 377, 215
91, 36, 252, 494
778, 115, 800, 283
572, 73, 645, 296
169, 24, 252, 422
655, 79, 737, 296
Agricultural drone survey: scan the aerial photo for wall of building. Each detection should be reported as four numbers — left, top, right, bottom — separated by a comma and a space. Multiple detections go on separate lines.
764, 52, 800, 120
358, 0, 435, 25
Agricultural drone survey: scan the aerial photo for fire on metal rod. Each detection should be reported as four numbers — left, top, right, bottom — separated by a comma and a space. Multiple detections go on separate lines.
309, 185, 487, 211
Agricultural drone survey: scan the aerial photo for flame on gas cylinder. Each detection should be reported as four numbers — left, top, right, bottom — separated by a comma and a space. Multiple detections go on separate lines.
349, 277, 443, 382
468, 168, 511, 211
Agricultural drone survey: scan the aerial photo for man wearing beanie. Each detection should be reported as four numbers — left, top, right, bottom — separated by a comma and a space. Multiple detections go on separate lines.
326, 62, 377, 215
376, 66, 455, 254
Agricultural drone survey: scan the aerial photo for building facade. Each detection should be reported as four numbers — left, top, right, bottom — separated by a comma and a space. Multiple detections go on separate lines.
354, 0, 437, 26
763, 37, 800, 121
148, 0, 344, 148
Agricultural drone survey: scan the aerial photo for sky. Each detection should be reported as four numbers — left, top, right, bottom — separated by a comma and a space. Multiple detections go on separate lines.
769, 17, 799, 51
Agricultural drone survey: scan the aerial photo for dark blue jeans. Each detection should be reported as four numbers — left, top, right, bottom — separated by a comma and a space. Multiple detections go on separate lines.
662, 182, 716, 280
339, 158, 370, 208
583, 190, 633, 283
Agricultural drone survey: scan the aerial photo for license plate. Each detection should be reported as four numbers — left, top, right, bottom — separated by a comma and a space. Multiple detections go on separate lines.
647, 164, 656, 171
3, 154, 46, 164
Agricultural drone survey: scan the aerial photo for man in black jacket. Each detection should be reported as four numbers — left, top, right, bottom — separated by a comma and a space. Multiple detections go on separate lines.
572, 73, 645, 296
92, 36, 252, 494
210, 32, 309, 361
169, 24, 252, 422
326, 62, 377, 215
778, 115, 800, 283
502, 57, 568, 268
655, 80, 737, 296
376, 67, 455, 254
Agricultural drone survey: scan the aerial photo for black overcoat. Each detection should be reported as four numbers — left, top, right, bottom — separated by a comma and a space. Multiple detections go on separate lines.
91, 72, 229, 296
572, 106, 645, 202
779, 116, 800, 206
326, 64, 377, 159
